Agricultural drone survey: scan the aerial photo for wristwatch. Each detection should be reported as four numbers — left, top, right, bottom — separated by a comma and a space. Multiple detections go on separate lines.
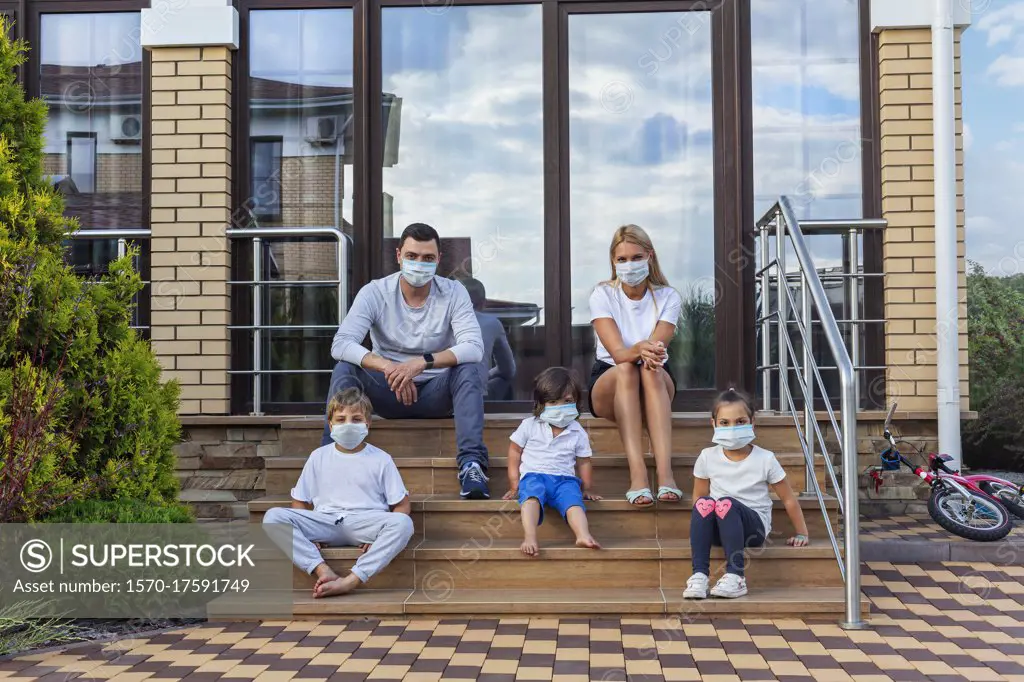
423, 353, 435, 370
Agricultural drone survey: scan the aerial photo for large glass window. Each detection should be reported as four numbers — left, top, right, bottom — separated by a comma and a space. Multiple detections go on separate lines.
751, 0, 867, 406
40, 11, 148, 333
380, 5, 544, 402
568, 11, 717, 396
237, 8, 354, 414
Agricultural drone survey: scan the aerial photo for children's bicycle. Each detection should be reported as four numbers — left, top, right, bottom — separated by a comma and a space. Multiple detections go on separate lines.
868, 402, 1022, 542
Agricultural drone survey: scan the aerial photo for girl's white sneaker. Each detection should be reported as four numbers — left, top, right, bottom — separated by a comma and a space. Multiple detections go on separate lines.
710, 573, 747, 598
683, 572, 709, 599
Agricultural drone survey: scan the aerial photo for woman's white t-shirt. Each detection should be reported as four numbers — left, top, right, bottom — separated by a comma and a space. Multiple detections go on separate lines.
588, 283, 682, 366
693, 445, 787, 536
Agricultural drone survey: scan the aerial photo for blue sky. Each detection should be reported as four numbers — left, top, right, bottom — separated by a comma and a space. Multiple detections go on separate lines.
962, 0, 1024, 274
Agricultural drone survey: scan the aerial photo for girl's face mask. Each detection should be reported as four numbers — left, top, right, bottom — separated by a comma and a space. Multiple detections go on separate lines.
713, 423, 756, 450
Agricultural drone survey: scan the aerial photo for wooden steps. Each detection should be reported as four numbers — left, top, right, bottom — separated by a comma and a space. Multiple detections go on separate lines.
238, 415, 858, 620
276, 414, 826, 459
250, 494, 838, 541
264, 453, 825, 497
279, 539, 843, 591
210, 587, 863, 619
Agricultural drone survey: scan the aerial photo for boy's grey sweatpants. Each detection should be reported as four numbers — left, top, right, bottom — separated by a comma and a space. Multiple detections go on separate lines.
263, 507, 415, 583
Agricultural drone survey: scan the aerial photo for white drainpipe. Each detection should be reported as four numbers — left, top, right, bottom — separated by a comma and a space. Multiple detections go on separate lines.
932, 0, 962, 468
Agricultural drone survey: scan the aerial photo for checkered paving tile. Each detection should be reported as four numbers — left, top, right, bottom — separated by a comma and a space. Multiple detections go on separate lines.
5, 562, 1024, 681
860, 513, 1024, 543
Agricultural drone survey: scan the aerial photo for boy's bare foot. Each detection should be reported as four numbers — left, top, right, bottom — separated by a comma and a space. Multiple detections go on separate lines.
575, 536, 601, 550
312, 564, 339, 595
314, 573, 361, 598
520, 537, 539, 557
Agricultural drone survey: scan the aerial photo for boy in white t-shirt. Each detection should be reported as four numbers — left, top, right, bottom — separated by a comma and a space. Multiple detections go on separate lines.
683, 389, 811, 600
263, 388, 414, 598
503, 368, 602, 556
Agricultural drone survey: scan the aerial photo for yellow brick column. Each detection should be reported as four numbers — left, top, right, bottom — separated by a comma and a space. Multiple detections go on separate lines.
877, 27, 970, 413
143, 1, 239, 415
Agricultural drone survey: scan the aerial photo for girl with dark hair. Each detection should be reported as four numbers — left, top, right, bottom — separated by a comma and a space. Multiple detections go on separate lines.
683, 388, 810, 600
503, 367, 602, 556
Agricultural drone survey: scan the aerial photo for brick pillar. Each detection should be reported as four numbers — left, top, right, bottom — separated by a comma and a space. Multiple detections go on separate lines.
143, 0, 238, 416
877, 27, 970, 413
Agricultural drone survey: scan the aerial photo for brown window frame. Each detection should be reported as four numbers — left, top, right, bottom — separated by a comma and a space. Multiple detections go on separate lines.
233, 0, 880, 415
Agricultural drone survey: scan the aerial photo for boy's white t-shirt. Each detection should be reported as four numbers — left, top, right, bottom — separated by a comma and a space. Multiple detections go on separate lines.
589, 283, 682, 365
291, 443, 409, 518
510, 417, 592, 478
693, 444, 787, 535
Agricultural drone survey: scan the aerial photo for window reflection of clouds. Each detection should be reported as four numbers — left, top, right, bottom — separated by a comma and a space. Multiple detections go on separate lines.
250, 10, 353, 85
569, 12, 715, 328
381, 6, 545, 315
752, 0, 863, 267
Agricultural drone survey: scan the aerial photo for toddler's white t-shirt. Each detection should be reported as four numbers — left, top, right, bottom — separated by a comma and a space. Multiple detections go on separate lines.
589, 283, 682, 366
693, 444, 787, 535
291, 443, 408, 518
510, 417, 592, 478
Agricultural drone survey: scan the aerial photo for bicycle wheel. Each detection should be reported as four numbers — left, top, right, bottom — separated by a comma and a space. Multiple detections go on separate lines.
927, 486, 1012, 541
979, 481, 1024, 520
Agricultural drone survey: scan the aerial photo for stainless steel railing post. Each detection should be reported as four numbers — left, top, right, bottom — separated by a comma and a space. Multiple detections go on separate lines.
759, 223, 771, 411
776, 211, 788, 416
252, 236, 264, 416
802, 269, 814, 496
849, 228, 861, 411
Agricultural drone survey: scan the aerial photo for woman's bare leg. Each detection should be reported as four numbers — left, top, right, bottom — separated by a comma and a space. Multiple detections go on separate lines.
641, 367, 677, 498
591, 364, 650, 501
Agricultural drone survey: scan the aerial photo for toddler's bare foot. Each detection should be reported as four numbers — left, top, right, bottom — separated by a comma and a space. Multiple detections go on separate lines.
314, 573, 361, 598
520, 537, 539, 557
575, 536, 601, 550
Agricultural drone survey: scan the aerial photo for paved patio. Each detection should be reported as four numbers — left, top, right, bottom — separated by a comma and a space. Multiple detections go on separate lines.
3, 561, 1024, 682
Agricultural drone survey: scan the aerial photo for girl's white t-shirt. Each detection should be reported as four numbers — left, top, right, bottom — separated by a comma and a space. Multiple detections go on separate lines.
588, 283, 682, 366
693, 445, 787, 535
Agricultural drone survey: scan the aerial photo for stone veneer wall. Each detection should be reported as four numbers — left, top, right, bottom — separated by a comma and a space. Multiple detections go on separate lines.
175, 424, 280, 520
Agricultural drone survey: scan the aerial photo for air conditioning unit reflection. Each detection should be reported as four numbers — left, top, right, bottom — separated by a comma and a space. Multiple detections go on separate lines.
305, 116, 338, 145
111, 114, 142, 144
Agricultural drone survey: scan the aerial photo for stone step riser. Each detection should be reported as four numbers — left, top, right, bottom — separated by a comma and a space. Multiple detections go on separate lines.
290, 555, 843, 591
280, 426, 808, 460
264, 463, 825, 497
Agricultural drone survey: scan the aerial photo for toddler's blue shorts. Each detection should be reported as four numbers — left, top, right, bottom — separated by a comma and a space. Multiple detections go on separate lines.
517, 472, 585, 525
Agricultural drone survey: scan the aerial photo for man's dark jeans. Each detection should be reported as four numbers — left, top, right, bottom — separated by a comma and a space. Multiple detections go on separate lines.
322, 361, 488, 471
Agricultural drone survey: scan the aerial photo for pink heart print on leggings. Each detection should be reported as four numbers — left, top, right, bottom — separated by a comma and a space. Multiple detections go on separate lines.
695, 498, 716, 518
715, 499, 733, 519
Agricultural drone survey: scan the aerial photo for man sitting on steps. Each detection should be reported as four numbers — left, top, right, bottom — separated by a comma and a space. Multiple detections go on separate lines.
325, 222, 491, 499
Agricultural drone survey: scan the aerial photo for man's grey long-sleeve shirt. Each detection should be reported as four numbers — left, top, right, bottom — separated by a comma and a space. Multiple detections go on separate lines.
331, 273, 484, 382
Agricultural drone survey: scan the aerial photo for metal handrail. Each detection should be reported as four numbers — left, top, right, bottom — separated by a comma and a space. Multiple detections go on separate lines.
756, 196, 865, 630
64, 228, 152, 331
225, 226, 351, 416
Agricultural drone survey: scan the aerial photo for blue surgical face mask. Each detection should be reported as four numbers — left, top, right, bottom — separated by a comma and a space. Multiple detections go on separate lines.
540, 403, 579, 428
331, 422, 369, 450
401, 259, 437, 288
615, 259, 650, 287
713, 424, 756, 450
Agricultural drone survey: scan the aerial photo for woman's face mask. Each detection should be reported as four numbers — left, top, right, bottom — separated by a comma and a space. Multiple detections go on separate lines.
615, 259, 649, 287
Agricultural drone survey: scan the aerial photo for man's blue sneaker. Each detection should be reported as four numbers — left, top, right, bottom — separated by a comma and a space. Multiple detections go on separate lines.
459, 462, 490, 499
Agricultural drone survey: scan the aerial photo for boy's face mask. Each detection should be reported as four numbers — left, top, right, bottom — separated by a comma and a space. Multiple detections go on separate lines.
713, 424, 756, 450
331, 422, 369, 450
